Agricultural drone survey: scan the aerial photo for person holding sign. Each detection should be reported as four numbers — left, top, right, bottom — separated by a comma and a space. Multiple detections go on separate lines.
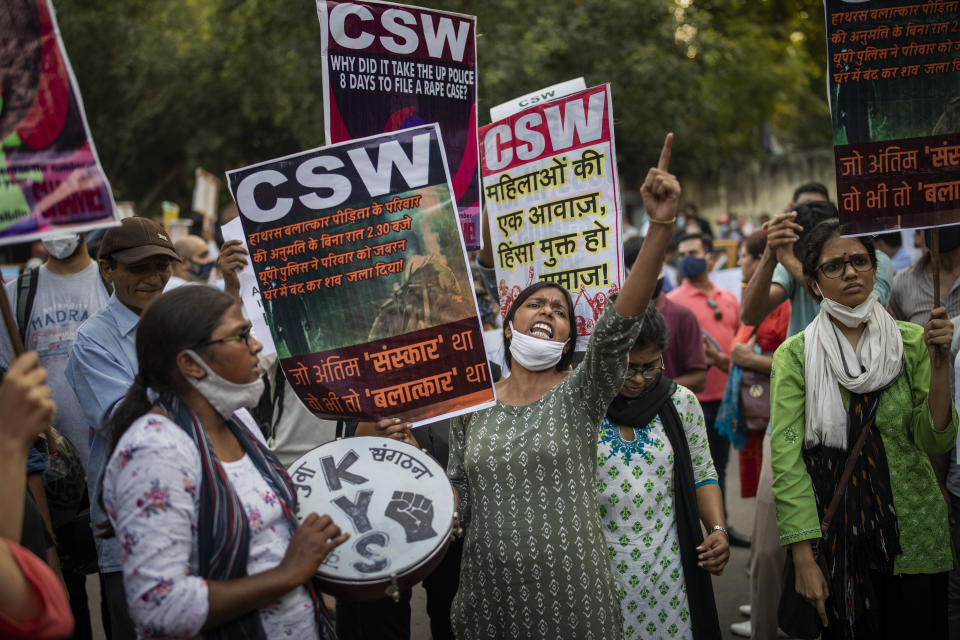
447, 134, 680, 639
100, 286, 347, 639
771, 219, 956, 638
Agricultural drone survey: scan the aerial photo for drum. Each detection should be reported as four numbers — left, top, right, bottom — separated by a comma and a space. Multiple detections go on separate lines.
289, 436, 455, 601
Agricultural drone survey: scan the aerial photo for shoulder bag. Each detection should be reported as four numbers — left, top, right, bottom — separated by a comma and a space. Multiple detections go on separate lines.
777, 415, 875, 639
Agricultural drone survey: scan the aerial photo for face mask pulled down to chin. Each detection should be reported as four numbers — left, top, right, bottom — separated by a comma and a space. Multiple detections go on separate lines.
508, 322, 566, 371
183, 349, 264, 419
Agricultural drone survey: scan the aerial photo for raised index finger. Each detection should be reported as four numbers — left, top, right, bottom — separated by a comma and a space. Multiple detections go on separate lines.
657, 133, 674, 172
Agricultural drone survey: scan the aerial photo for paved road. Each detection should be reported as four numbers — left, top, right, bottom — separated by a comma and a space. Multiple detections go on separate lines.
411, 453, 758, 639
87, 454, 758, 639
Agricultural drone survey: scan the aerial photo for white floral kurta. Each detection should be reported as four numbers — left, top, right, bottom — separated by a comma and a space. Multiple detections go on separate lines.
597, 386, 717, 640
102, 415, 319, 639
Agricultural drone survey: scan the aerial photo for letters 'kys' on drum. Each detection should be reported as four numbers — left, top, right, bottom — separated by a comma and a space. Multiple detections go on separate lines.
289, 437, 455, 601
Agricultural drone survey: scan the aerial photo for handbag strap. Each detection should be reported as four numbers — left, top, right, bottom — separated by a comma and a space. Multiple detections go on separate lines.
820, 417, 874, 535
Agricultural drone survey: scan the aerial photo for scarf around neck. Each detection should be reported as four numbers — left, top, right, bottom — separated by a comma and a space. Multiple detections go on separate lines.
161, 396, 334, 640
803, 292, 903, 449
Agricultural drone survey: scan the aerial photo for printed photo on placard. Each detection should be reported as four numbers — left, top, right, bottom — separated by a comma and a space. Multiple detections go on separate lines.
227, 124, 495, 424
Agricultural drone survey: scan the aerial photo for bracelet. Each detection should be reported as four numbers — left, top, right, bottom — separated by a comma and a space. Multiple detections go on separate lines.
648, 216, 677, 225
708, 525, 728, 538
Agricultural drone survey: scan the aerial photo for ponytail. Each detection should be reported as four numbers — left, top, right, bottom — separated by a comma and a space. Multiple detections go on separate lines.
99, 285, 234, 457
102, 374, 157, 454
95, 285, 236, 539
97, 376, 154, 540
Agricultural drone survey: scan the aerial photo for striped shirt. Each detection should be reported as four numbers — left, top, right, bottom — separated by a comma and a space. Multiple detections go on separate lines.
888, 253, 960, 325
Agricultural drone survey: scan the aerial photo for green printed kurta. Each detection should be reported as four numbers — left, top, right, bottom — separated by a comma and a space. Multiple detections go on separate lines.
770, 321, 958, 574
597, 387, 717, 640
447, 302, 643, 640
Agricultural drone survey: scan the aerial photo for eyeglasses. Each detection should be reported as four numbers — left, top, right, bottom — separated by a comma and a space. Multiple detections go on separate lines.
626, 356, 665, 380
817, 253, 872, 279
706, 298, 722, 321
192, 325, 254, 350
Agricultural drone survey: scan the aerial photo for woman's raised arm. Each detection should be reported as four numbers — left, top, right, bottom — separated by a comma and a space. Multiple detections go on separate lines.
614, 133, 681, 318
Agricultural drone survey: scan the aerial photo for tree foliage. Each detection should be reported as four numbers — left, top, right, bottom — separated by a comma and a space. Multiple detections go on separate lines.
53, 0, 830, 214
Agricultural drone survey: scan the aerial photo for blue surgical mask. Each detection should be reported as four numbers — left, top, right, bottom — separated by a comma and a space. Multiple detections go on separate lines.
189, 260, 215, 281
677, 256, 707, 279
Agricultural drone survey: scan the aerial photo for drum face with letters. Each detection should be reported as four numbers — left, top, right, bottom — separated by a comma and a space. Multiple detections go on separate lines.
289, 436, 454, 600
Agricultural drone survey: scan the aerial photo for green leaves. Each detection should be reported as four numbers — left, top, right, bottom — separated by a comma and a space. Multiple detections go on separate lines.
58, 0, 327, 213
55, 0, 829, 213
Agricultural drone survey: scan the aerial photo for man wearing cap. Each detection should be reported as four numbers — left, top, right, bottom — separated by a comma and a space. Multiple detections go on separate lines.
66, 216, 181, 638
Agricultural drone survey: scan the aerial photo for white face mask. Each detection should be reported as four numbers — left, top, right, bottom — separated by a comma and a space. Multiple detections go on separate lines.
183, 349, 264, 419
815, 288, 878, 328
508, 321, 567, 371
41, 233, 81, 260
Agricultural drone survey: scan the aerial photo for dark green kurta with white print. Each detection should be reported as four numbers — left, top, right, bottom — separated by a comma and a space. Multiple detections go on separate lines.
447, 302, 643, 640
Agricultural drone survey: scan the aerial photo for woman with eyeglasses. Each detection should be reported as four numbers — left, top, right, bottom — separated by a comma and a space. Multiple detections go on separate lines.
597, 302, 726, 640
771, 218, 957, 638
100, 286, 347, 639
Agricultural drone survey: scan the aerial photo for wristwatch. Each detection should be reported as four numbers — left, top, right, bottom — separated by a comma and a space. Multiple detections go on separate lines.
708, 525, 728, 538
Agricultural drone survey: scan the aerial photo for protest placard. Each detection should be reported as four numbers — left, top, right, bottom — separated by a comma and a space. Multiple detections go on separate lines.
480, 84, 623, 339
826, 0, 960, 234
317, 0, 481, 249
489, 78, 586, 122
192, 168, 220, 221
0, 0, 119, 245
226, 124, 495, 424
221, 217, 278, 357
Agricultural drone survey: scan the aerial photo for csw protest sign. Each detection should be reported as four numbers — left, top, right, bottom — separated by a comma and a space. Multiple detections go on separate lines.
0, 0, 119, 245
826, 0, 960, 234
480, 84, 623, 339
226, 124, 495, 425
317, 0, 482, 249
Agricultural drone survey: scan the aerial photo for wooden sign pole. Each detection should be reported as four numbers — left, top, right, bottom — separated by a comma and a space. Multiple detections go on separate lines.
931, 228, 942, 310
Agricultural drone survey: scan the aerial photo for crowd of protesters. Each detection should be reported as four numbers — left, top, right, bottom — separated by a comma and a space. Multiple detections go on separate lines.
2, 143, 960, 640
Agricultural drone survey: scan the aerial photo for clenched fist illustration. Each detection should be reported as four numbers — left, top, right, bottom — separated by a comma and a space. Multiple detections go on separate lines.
385, 491, 438, 542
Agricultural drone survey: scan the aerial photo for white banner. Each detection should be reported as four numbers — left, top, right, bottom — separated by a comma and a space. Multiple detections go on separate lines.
489, 77, 586, 122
